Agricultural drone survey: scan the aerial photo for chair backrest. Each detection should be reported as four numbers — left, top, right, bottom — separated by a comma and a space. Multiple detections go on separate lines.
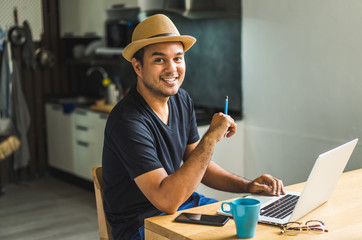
92, 166, 113, 240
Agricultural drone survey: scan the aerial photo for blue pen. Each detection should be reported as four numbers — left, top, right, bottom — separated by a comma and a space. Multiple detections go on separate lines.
224, 96, 228, 115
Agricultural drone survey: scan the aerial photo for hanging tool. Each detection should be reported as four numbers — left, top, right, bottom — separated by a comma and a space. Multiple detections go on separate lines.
8, 7, 26, 46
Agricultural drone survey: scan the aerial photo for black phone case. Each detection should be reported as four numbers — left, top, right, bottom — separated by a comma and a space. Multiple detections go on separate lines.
174, 213, 230, 226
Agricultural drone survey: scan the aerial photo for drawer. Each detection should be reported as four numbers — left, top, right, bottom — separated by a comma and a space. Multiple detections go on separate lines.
74, 109, 93, 126
74, 140, 95, 180
92, 112, 108, 138
74, 127, 94, 141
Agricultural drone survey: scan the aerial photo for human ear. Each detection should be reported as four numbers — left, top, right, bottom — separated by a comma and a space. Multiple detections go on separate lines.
131, 58, 142, 78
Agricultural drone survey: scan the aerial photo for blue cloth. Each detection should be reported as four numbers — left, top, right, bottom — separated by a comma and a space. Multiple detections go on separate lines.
61, 102, 76, 114
0, 41, 12, 118
129, 192, 218, 240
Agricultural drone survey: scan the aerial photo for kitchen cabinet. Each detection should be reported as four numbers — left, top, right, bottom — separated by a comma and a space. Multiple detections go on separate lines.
45, 104, 75, 174
92, 112, 108, 161
73, 109, 107, 180
46, 103, 107, 181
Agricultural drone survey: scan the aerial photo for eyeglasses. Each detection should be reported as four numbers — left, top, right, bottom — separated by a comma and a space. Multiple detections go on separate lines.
280, 220, 328, 235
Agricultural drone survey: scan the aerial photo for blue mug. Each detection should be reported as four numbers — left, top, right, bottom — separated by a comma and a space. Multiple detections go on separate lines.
221, 198, 261, 238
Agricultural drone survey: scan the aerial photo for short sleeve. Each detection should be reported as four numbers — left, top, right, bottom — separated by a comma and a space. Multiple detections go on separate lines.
107, 117, 162, 179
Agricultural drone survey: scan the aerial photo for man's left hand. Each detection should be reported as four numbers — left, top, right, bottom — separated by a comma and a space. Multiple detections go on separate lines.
247, 174, 286, 196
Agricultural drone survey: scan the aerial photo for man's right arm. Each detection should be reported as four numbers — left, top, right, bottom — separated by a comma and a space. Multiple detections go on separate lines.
134, 113, 236, 214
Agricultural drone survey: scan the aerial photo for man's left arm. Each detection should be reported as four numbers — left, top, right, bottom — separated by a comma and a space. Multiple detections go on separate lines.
201, 161, 286, 196
183, 117, 285, 196
201, 161, 250, 193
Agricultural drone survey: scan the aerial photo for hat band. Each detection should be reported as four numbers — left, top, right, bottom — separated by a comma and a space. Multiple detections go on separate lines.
148, 33, 179, 39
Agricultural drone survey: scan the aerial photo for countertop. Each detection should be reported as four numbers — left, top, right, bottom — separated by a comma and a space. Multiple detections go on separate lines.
90, 104, 115, 113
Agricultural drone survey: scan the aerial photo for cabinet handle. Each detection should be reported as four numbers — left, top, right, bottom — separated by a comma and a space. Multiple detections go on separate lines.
76, 125, 89, 131
75, 110, 87, 116
77, 141, 89, 147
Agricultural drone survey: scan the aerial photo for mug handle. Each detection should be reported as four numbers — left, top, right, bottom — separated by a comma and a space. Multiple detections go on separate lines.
221, 202, 232, 214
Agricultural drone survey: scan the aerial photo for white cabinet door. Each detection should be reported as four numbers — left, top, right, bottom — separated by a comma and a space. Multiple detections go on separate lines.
92, 112, 108, 168
45, 103, 75, 173
74, 139, 95, 180
73, 109, 94, 180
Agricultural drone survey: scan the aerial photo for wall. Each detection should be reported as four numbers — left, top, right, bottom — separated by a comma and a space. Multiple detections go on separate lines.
242, 0, 362, 185
174, 15, 242, 112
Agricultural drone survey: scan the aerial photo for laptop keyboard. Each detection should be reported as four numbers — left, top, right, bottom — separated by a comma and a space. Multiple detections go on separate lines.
260, 194, 300, 219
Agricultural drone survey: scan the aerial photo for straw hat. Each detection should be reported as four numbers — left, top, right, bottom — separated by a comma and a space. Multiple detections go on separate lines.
122, 14, 196, 62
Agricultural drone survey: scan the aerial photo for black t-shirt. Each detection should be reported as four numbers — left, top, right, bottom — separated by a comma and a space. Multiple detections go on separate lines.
102, 85, 200, 239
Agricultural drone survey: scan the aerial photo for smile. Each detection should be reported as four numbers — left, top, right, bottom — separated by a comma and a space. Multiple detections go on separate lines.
161, 75, 178, 83
162, 77, 177, 82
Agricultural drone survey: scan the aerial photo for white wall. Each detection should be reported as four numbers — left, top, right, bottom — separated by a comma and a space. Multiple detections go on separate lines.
243, 0, 362, 185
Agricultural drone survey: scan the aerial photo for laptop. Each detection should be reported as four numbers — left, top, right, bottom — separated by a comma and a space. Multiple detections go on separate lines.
217, 138, 358, 226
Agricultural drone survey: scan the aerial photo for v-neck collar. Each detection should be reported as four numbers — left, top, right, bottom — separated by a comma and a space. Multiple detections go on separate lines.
133, 87, 174, 129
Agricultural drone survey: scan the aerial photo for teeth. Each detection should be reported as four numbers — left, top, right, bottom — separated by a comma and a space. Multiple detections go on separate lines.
163, 77, 176, 82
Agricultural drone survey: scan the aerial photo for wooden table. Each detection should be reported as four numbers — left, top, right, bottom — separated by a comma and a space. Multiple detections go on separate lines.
145, 168, 362, 239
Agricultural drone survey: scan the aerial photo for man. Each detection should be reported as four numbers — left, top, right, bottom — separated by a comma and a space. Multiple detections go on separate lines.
102, 14, 285, 240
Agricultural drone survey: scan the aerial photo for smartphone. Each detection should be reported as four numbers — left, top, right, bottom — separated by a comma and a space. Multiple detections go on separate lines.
174, 212, 230, 226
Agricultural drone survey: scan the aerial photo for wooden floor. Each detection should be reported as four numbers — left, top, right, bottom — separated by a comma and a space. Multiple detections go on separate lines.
0, 176, 99, 240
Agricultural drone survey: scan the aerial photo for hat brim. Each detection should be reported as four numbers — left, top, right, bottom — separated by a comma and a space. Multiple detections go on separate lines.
122, 35, 196, 62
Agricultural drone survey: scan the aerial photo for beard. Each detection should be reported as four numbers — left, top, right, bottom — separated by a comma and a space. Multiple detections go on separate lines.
142, 74, 183, 98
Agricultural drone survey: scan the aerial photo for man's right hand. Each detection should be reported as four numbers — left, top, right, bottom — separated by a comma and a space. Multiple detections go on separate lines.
206, 112, 237, 142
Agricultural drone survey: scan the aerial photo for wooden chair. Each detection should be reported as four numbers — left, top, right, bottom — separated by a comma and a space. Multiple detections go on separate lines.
92, 166, 113, 240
